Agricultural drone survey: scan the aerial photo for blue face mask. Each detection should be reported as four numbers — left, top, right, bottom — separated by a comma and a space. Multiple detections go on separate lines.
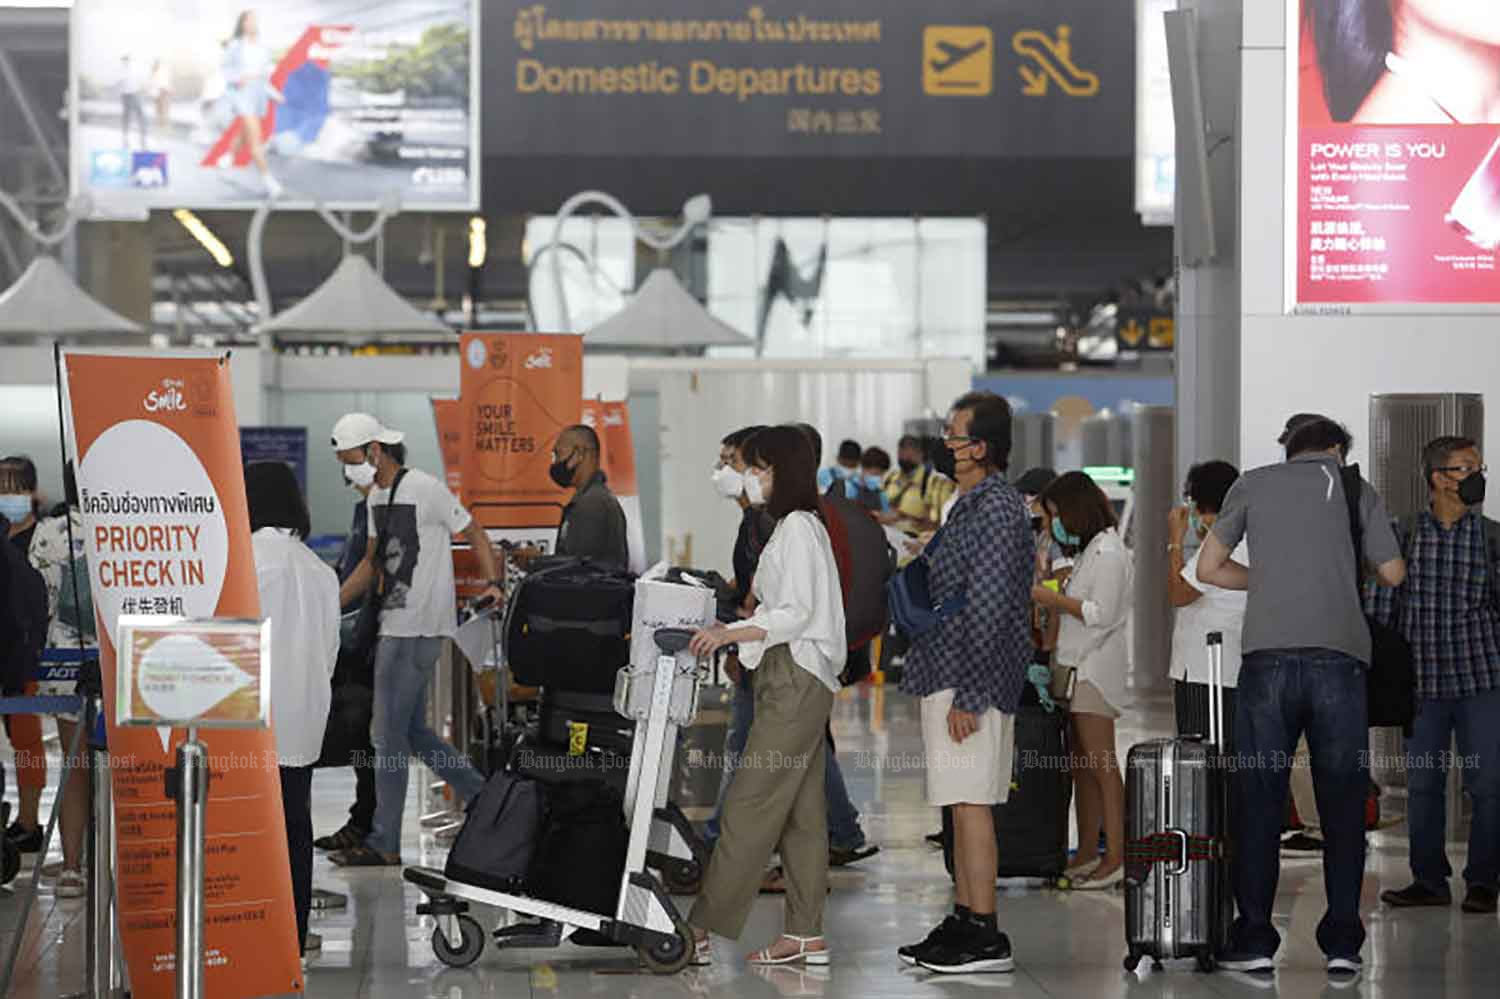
1188, 508, 1205, 538
1051, 517, 1081, 548
864, 474, 883, 491
0, 494, 32, 524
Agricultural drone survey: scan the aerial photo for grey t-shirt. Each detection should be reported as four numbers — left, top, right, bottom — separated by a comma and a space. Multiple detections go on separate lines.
556, 472, 629, 569
1211, 453, 1400, 664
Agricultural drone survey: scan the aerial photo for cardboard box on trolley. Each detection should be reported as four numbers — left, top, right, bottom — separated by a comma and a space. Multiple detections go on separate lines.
629, 577, 715, 670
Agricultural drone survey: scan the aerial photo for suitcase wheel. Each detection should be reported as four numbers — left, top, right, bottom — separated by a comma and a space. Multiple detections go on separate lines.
1195, 948, 1217, 974
432, 913, 486, 969
1123, 950, 1141, 973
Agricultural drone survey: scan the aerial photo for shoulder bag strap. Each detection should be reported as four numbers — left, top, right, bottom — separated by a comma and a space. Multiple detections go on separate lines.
1339, 465, 1364, 593
1483, 517, 1500, 613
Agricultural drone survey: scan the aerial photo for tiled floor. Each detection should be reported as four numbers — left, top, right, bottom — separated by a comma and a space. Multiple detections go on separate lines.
4, 682, 1499, 998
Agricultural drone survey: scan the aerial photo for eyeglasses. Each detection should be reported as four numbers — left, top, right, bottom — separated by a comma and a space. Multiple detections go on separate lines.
1436, 464, 1487, 477
942, 434, 976, 445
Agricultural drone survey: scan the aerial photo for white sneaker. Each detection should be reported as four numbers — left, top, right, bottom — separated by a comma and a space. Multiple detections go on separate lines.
55, 869, 87, 899
265, 175, 284, 200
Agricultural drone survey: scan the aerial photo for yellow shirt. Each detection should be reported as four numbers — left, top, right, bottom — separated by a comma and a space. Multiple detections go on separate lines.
884, 466, 955, 525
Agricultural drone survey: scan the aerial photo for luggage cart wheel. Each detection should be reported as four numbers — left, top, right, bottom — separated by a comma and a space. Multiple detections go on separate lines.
1195, 948, 1217, 974
638, 929, 692, 975
661, 860, 703, 895
432, 914, 485, 968
0, 840, 19, 886
1123, 950, 1142, 973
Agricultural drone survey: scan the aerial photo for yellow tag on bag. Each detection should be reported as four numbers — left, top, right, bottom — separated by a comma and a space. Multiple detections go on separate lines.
568, 721, 589, 756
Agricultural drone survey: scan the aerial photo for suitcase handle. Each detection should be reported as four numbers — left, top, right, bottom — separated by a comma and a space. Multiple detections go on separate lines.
1206, 631, 1224, 751
1166, 828, 1190, 877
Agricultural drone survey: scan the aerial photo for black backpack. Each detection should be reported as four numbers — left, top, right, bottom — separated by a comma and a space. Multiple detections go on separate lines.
1, 531, 47, 696
504, 557, 635, 693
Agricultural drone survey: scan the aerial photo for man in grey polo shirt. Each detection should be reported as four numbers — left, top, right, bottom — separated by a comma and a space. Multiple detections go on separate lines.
550, 424, 629, 569
1198, 417, 1405, 978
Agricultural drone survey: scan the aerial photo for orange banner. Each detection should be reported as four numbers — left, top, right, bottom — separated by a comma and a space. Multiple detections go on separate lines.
430, 396, 463, 495
459, 333, 582, 547
580, 399, 646, 573
61, 351, 301, 999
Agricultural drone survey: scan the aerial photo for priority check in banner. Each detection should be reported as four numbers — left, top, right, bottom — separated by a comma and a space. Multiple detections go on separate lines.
60, 350, 301, 999
459, 333, 583, 549
1292, 0, 1500, 307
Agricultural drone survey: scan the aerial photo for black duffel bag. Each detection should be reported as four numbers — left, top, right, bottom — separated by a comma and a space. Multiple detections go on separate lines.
529, 780, 628, 917
444, 770, 546, 892
505, 557, 634, 693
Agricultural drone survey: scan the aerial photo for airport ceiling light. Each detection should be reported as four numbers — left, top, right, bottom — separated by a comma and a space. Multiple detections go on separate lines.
173, 209, 233, 268
468, 216, 487, 268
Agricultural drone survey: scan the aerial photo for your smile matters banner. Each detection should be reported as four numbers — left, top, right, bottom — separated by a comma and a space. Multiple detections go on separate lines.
60, 349, 301, 999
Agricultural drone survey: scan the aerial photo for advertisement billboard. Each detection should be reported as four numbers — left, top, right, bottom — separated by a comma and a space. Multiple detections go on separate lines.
71, 0, 479, 213
482, 0, 1133, 160
1290, 0, 1500, 310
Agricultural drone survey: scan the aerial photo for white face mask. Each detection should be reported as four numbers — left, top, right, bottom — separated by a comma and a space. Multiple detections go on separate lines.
711, 464, 744, 500
344, 461, 377, 488
743, 469, 768, 508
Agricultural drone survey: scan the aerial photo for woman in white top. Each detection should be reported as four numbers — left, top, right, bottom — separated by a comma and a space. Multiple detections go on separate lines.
688, 426, 846, 968
246, 462, 340, 957
1031, 471, 1133, 890
1168, 461, 1246, 750
221, 9, 282, 198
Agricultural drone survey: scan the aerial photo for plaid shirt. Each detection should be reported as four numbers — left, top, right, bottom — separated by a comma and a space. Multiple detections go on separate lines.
1367, 510, 1500, 699
900, 473, 1033, 713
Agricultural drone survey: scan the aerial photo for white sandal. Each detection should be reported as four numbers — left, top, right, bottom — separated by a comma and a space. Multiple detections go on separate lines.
747, 935, 830, 966
691, 933, 713, 967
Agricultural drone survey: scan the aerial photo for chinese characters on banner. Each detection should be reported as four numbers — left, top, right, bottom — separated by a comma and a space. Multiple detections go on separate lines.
1294, 1, 1500, 306
60, 351, 301, 999
458, 333, 583, 551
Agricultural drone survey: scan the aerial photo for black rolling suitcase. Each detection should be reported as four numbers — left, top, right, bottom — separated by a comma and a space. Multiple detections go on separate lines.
1123, 632, 1233, 973
536, 689, 635, 756
940, 702, 1071, 881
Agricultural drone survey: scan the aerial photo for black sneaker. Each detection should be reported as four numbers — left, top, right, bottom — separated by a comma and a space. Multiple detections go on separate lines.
1280, 832, 1325, 855
916, 926, 1014, 975
493, 919, 563, 948
898, 915, 961, 967
1218, 951, 1275, 973
1462, 885, 1498, 914
5, 821, 43, 854
1326, 954, 1363, 977
1380, 882, 1452, 908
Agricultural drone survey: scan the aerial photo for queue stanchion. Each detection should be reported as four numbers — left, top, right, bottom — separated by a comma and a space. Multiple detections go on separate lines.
419, 642, 458, 828
79, 651, 129, 999
166, 728, 209, 999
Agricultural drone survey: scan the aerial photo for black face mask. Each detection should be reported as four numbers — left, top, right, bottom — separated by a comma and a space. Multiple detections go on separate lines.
1460, 471, 1487, 506
549, 454, 576, 489
931, 445, 957, 479
898, 458, 918, 475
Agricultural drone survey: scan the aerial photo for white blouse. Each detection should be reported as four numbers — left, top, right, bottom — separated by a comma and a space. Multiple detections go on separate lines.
1055, 528, 1133, 709
253, 528, 341, 767
740, 511, 847, 693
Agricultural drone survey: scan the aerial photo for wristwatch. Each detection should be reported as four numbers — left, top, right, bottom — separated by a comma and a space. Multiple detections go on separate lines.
1167, 543, 1183, 553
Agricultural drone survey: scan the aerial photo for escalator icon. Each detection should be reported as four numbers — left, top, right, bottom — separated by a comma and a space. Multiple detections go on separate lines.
1013, 26, 1099, 98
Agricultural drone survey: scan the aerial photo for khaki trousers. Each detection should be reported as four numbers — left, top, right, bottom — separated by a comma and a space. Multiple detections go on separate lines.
689, 644, 835, 939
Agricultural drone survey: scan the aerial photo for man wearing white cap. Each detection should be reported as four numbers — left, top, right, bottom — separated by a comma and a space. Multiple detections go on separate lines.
327, 413, 503, 866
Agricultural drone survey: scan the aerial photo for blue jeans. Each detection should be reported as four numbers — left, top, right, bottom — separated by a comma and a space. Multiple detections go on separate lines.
704, 668, 865, 851
1232, 649, 1369, 961
1405, 688, 1500, 891
366, 636, 485, 857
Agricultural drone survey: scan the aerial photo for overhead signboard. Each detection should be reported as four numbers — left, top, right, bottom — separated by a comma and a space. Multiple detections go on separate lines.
483, 0, 1133, 159
1289, 0, 1500, 310
70, 0, 479, 213
1135, 0, 1175, 225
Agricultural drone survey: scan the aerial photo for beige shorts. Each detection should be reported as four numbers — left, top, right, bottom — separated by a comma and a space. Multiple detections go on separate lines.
920, 689, 1015, 807
1070, 679, 1121, 719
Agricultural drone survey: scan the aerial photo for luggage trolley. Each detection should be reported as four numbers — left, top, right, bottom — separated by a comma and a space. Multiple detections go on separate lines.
405, 627, 706, 974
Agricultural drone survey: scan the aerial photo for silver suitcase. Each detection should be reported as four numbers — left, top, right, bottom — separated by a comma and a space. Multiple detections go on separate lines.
1123, 632, 1233, 973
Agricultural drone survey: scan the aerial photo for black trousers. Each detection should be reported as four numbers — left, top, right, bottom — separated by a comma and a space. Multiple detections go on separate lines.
279, 765, 314, 953
349, 755, 375, 831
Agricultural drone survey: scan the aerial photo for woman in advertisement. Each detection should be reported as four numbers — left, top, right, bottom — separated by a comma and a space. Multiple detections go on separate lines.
1309, 0, 1500, 124
221, 9, 283, 198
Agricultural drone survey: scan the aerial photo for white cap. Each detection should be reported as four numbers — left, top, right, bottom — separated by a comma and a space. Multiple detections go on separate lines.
331, 412, 404, 451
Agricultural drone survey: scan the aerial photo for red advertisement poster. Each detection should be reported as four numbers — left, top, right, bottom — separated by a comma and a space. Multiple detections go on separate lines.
1293, 2, 1500, 307
60, 350, 301, 999
459, 333, 583, 546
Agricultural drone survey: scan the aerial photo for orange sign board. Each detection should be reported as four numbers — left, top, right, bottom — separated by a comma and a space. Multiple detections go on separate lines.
61, 350, 301, 999
459, 333, 583, 538
431, 396, 464, 495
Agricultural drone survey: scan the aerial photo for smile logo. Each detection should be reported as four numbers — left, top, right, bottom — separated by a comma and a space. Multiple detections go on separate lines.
923, 26, 993, 97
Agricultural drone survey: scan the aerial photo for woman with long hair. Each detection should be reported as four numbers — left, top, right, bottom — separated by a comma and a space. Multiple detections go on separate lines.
221, 9, 282, 197
1033, 471, 1133, 890
245, 461, 340, 957
686, 425, 846, 967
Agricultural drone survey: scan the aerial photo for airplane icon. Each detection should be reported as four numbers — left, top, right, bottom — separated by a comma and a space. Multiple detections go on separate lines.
930, 39, 988, 75
922, 27, 994, 96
